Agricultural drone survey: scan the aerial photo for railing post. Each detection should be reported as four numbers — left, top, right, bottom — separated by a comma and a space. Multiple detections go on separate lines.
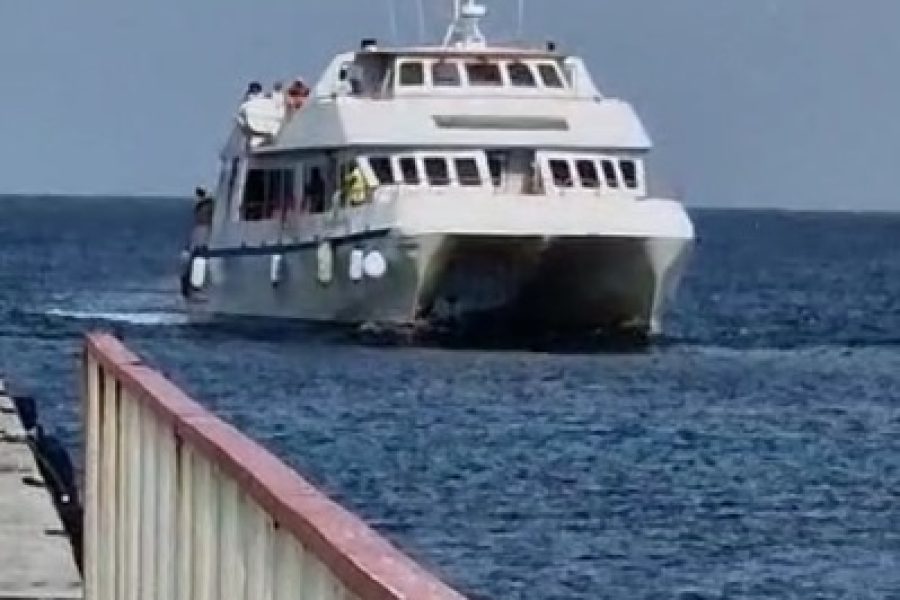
124, 389, 142, 600
139, 401, 158, 600
156, 420, 177, 600
218, 478, 243, 600
244, 502, 274, 600
115, 385, 128, 600
175, 442, 194, 600
83, 355, 102, 599
193, 457, 218, 600
273, 535, 304, 600
98, 376, 119, 600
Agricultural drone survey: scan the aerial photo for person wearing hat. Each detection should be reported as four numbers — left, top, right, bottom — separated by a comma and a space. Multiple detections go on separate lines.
244, 81, 263, 100
341, 160, 368, 206
286, 78, 310, 115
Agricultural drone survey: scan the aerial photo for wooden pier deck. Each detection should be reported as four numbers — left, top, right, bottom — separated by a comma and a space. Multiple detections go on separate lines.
0, 380, 82, 600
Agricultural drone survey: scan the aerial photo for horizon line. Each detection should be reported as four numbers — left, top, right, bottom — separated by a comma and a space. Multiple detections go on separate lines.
0, 193, 897, 215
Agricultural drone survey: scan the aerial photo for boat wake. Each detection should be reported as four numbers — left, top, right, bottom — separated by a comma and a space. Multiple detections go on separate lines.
43, 308, 189, 326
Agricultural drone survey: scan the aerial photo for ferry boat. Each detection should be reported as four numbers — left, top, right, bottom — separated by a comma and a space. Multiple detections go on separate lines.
182, 0, 694, 340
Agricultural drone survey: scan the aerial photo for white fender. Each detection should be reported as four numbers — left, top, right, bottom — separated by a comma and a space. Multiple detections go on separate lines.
349, 248, 364, 282
189, 256, 208, 289
270, 254, 284, 286
363, 251, 387, 279
316, 242, 333, 284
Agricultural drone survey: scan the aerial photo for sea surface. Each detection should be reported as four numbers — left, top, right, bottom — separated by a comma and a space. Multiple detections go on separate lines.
0, 196, 898, 599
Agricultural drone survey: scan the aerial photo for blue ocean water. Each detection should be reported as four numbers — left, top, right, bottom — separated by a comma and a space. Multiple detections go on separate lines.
0, 196, 897, 599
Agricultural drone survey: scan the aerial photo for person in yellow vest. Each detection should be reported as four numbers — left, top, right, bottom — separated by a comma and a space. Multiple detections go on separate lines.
342, 161, 368, 205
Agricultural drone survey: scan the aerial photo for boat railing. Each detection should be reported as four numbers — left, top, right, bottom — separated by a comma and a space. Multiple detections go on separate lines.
82, 332, 465, 600
361, 180, 648, 205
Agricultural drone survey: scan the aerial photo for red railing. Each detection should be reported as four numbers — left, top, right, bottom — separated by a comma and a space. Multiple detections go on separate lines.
83, 332, 465, 600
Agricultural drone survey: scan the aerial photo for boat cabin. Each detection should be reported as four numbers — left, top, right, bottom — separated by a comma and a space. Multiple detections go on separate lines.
320, 46, 584, 100
212, 0, 652, 232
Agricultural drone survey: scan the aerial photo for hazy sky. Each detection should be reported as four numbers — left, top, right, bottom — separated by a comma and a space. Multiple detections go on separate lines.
1, 0, 898, 210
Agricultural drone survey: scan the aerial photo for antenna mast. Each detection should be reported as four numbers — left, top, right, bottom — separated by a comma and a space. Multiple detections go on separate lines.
443, 0, 488, 48
387, 0, 399, 42
517, 0, 526, 40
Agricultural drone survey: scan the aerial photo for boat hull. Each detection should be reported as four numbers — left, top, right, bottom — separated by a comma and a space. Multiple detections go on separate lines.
186, 231, 691, 338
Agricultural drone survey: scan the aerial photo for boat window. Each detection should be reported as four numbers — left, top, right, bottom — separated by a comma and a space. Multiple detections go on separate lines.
432, 61, 461, 87
399, 62, 425, 86
398, 157, 420, 185
455, 158, 481, 187
424, 157, 451, 186
620, 159, 639, 189
537, 63, 565, 88
507, 62, 537, 87
486, 152, 505, 187
242, 168, 294, 220
576, 160, 600, 189
242, 169, 266, 220
264, 170, 283, 219
549, 159, 574, 188
524, 160, 544, 195
368, 157, 395, 185
601, 160, 620, 188
466, 62, 503, 86
304, 166, 328, 213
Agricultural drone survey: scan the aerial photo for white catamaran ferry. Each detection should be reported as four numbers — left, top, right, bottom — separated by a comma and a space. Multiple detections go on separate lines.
182, 0, 694, 339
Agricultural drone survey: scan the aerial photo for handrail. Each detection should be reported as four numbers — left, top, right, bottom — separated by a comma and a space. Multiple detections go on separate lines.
82, 332, 465, 600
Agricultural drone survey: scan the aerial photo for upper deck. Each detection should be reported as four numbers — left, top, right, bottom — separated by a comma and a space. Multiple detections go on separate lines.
251, 45, 650, 154
232, 1, 653, 156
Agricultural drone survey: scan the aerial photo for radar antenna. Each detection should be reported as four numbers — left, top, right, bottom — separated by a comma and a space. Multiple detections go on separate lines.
443, 0, 488, 48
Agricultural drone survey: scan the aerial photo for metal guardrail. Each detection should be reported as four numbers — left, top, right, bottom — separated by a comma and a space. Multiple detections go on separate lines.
82, 333, 465, 600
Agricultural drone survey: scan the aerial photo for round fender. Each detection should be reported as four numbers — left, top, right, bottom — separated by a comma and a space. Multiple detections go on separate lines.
363, 251, 387, 279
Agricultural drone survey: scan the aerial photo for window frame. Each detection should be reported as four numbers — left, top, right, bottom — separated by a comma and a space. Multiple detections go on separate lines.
396, 156, 422, 186
506, 61, 538, 88
431, 61, 462, 87
303, 164, 330, 214
600, 159, 620, 189
241, 167, 295, 221
618, 159, 640, 190
486, 151, 505, 188
241, 168, 266, 221
465, 61, 504, 87
548, 158, 575, 188
537, 63, 566, 89
575, 159, 601, 189
453, 157, 482, 187
366, 156, 396, 186
423, 156, 451, 186
397, 60, 426, 87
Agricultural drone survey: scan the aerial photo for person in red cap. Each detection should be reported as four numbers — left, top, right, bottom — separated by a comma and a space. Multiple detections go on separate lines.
286, 79, 310, 116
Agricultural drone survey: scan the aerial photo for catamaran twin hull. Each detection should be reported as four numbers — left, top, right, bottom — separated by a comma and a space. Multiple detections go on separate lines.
187, 224, 692, 341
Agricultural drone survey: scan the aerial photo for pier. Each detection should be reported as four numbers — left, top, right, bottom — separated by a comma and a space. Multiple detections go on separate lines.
0, 381, 83, 599
1, 334, 467, 599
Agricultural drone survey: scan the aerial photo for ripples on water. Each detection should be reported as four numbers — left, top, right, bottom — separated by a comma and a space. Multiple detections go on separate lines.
0, 197, 897, 599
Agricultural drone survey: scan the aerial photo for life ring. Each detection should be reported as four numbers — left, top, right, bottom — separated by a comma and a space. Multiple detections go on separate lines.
363, 251, 387, 279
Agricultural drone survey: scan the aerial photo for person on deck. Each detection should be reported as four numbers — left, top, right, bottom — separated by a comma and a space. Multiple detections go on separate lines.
193, 188, 213, 220
243, 81, 263, 101
342, 162, 368, 206
286, 79, 310, 114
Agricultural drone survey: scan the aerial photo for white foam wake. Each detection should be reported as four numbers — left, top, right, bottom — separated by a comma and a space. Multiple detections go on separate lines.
45, 308, 190, 326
